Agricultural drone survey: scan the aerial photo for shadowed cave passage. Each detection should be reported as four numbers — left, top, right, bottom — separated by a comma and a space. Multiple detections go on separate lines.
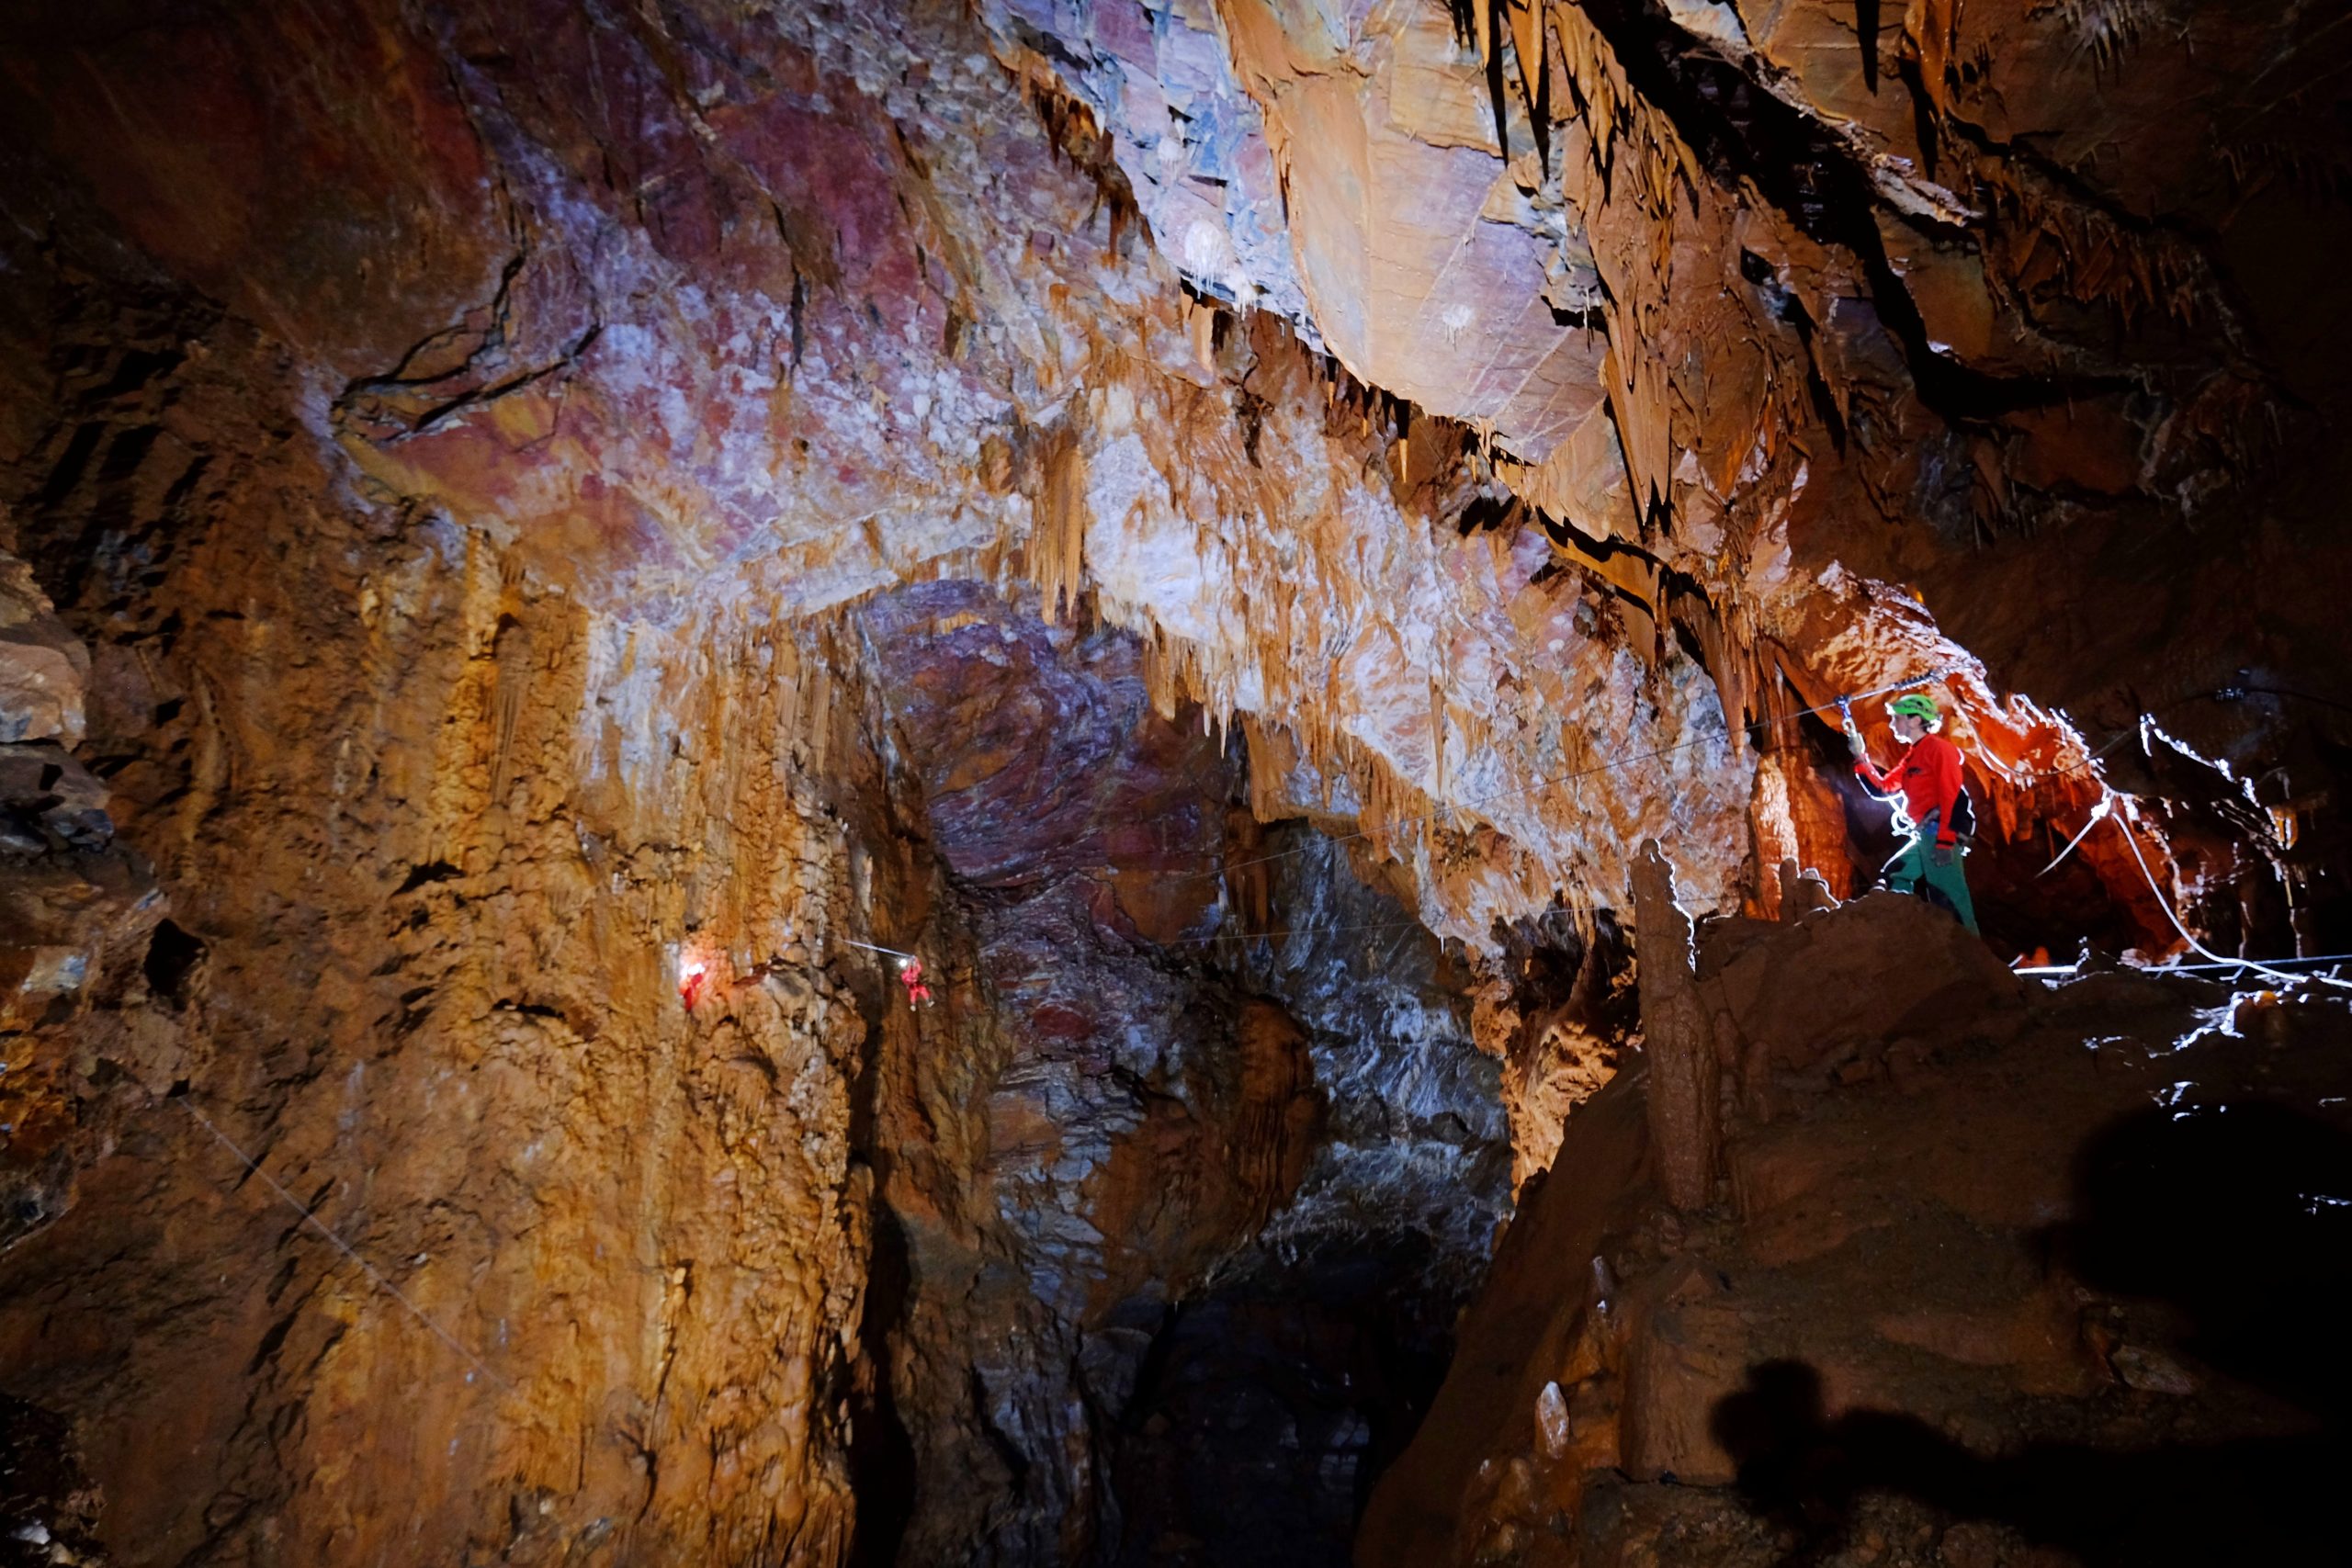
844, 583, 1516, 1564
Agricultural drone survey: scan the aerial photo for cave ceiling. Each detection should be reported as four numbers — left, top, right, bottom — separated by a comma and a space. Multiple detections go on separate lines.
16, 0, 2335, 950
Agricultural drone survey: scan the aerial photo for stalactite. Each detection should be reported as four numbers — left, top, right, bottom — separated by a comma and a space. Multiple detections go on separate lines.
1030, 430, 1089, 625
1628, 839, 1721, 1212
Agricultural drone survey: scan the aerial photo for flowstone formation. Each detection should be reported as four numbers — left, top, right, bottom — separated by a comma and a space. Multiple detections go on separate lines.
0, 0, 2346, 1564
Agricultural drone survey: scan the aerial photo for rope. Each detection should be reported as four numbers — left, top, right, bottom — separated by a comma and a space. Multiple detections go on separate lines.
2014, 950, 2352, 978
2030, 675, 2348, 801
2224, 682, 2352, 718
2034, 789, 2117, 879
2092, 801, 2352, 992
177, 1098, 511, 1391
839, 937, 919, 962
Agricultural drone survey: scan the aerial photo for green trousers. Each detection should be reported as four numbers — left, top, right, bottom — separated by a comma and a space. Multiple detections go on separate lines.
1884, 829, 1979, 935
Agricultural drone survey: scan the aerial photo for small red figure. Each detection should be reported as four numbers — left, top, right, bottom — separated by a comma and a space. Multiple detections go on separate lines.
679, 959, 710, 1011
897, 956, 933, 1009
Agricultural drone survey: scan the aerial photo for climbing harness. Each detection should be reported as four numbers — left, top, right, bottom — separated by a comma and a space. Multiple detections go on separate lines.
896, 954, 935, 1009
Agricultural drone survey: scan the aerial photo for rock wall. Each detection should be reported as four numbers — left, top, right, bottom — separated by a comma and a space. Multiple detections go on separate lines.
0, 536, 169, 1255
844, 582, 1514, 1564
0, 367, 904, 1560
9, 0, 2169, 980
990, 0, 2352, 950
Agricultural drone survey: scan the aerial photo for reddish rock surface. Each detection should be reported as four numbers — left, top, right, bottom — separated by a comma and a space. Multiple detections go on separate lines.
845, 581, 1513, 1563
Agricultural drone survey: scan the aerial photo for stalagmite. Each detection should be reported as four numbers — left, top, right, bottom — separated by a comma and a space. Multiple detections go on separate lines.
1629, 839, 1721, 1212
1777, 856, 1838, 918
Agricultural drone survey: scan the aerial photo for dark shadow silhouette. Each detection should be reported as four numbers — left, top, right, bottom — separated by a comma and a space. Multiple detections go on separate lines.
1711, 1101, 2352, 1567
2058, 1100, 2352, 1419
846, 987, 917, 1568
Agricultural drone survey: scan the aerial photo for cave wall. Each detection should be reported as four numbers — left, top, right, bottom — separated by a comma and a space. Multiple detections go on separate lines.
1362, 896, 2352, 1568
0, 420, 900, 1562
8, 0, 2281, 970
0, 0, 2346, 1562
989, 0, 2352, 945
1, 0, 1794, 964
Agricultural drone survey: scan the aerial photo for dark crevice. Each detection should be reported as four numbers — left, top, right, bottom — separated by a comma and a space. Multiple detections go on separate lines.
1484, 0, 1511, 165
845, 1208, 916, 1568
394, 861, 465, 895
970, 1367, 1033, 1489
28, 423, 107, 513
1453, 491, 1518, 536
142, 919, 208, 1008
842, 896, 916, 1568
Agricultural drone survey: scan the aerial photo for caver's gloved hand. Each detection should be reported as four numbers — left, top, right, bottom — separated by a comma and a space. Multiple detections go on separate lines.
1845, 722, 1867, 758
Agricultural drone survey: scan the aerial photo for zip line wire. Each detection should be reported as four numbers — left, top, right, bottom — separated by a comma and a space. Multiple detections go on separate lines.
841, 937, 921, 962
177, 1097, 511, 1391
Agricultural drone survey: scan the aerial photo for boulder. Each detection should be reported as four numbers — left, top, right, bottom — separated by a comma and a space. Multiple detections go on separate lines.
1698, 893, 2025, 1080
0, 743, 112, 849
0, 553, 88, 748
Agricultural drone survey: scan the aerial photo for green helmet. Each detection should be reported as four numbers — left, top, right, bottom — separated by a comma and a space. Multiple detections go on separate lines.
1890, 692, 1941, 725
